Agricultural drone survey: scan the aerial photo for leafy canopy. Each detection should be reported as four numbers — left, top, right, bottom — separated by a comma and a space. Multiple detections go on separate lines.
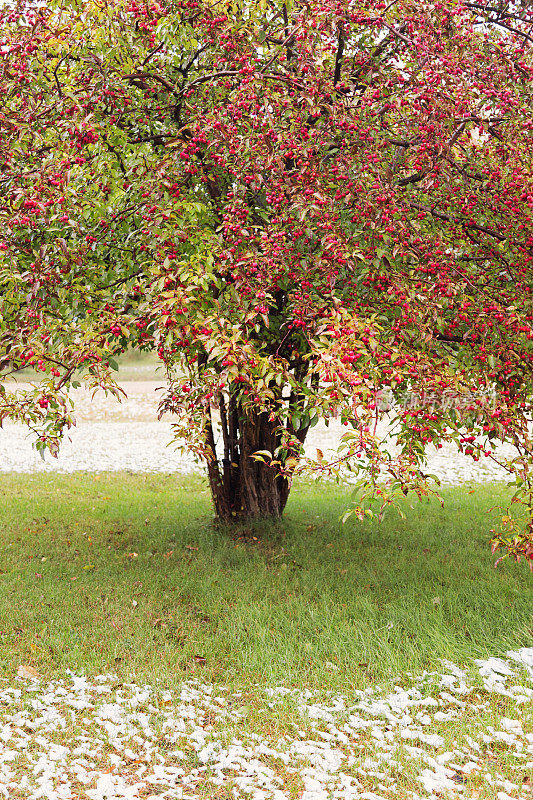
1, 0, 533, 560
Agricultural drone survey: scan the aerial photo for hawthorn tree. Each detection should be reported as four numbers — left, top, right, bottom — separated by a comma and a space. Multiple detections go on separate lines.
1, 0, 533, 563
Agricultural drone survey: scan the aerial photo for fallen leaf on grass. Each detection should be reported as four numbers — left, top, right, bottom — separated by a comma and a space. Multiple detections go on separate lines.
17, 665, 40, 680
120, 749, 144, 765
185, 545, 199, 551
451, 773, 467, 784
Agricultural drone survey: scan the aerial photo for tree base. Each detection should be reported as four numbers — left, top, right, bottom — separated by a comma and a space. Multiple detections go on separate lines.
205, 405, 298, 522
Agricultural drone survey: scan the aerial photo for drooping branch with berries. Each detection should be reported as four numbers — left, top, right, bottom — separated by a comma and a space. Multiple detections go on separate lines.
1, 0, 532, 563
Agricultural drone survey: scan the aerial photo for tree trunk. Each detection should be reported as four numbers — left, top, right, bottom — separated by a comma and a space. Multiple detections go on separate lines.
204, 396, 306, 521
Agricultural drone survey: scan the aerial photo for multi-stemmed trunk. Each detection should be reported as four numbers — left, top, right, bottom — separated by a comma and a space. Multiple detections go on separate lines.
204, 393, 308, 521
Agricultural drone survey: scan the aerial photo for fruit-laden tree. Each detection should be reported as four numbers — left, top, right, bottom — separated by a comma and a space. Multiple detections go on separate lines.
1, 0, 533, 562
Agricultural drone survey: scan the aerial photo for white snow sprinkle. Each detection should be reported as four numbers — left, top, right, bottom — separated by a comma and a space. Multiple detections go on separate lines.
1, 648, 531, 800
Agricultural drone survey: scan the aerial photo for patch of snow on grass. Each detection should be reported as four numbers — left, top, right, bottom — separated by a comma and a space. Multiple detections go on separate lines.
0, 649, 531, 799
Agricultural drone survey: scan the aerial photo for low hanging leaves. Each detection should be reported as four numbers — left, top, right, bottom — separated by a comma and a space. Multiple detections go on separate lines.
0, 0, 532, 561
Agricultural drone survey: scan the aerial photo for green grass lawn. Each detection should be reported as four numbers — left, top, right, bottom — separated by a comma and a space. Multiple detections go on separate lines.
0, 474, 531, 691
5, 349, 162, 383
108, 348, 162, 381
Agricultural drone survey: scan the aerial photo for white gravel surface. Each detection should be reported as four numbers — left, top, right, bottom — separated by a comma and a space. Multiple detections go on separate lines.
0, 382, 518, 483
0, 421, 200, 475
0, 420, 517, 485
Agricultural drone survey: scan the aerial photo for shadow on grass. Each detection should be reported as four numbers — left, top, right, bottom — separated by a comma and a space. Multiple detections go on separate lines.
0, 473, 531, 690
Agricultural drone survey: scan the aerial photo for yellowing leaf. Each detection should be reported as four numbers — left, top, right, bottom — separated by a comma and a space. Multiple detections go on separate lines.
17, 665, 40, 680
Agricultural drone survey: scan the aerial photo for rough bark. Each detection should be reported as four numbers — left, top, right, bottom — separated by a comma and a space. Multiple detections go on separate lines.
205, 396, 307, 521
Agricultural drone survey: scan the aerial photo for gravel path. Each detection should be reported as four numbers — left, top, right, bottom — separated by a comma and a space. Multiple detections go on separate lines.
0, 382, 517, 483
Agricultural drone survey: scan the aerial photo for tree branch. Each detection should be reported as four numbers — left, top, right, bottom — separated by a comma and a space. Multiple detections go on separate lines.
408, 202, 507, 242
333, 26, 345, 86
